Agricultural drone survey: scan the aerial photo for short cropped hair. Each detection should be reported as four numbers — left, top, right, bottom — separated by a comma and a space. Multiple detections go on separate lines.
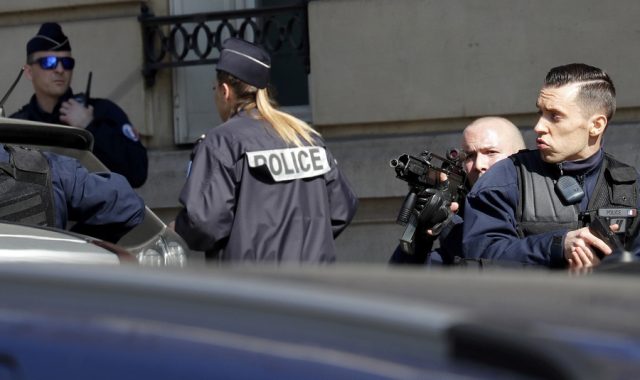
544, 63, 616, 121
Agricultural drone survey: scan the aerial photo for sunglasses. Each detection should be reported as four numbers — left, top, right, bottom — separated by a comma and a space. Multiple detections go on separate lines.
29, 56, 76, 70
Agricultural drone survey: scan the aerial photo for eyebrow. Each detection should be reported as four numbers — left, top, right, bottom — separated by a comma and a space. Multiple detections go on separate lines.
547, 106, 565, 115
536, 102, 565, 115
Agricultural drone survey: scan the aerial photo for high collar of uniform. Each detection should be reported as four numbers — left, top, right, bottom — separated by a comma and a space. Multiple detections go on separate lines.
558, 148, 604, 176
29, 88, 74, 117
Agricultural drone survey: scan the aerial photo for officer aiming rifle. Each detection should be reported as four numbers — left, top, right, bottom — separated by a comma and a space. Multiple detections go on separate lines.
388, 117, 526, 266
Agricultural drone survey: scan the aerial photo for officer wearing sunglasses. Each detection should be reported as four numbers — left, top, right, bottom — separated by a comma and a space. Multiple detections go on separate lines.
11, 22, 148, 188
30, 56, 76, 71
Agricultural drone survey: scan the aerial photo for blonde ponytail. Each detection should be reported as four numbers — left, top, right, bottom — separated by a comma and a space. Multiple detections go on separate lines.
218, 70, 320, 147
255, 89, 319, 147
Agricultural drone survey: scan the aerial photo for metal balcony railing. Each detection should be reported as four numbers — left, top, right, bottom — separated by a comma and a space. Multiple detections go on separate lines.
138, 3, 309, 87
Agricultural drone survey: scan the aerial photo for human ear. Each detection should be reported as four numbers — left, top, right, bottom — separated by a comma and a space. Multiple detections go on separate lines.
588, 114, 607, 137
222, 83, 232, 101
23, 65, 33, 81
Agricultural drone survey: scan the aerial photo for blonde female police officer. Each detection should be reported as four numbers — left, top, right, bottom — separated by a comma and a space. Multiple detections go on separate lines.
174, 38, 358, 262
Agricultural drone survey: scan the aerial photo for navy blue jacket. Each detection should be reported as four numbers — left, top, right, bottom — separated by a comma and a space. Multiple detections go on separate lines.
11, 89, 148, 188
463, 149, 640, 266
0, 146, 145, 243
175, 111, 358, 262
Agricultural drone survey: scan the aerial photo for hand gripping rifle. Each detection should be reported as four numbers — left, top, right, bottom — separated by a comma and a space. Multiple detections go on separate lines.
390, 149, 468, 254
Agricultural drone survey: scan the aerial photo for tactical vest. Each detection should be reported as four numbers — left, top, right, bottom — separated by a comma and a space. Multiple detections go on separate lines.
512, 150, 639, 249
0, 145, 55, 226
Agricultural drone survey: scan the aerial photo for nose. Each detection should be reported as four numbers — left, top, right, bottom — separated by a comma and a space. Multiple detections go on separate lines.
473, 154, 489, 174
533, 117, 547, 134
53, 61, 65, 73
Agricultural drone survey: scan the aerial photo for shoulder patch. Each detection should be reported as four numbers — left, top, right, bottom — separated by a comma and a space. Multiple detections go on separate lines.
121, 123, 139, 142
246, 146, 331, 182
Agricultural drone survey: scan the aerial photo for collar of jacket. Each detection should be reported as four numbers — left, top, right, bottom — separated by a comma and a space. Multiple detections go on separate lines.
29, 88, 75, 120
556, 148, 604, 177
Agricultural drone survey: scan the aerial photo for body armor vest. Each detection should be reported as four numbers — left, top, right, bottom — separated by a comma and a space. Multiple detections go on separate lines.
512, 150, 638, 249
0, 145, 55, 226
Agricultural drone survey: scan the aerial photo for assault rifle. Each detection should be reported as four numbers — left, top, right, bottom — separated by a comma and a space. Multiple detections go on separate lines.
390, 149, 468, 254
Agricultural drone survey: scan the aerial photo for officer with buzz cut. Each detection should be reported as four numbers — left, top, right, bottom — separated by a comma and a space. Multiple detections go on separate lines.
11, 22, 148, 188
174, 38, 358, 262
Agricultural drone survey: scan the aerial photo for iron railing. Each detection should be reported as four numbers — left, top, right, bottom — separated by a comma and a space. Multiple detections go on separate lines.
138, 3, 309, 87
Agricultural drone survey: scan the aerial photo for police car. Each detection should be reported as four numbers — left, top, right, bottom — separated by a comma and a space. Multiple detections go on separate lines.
0, 117, 188, 266
0, 221, 129, 264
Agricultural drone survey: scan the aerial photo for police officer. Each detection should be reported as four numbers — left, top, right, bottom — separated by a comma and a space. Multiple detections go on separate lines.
390, 117, 525, 265
11, 22, 148, 188
463, 64, 640, 269
174, 38, 358, 262
0, 144, 144, 243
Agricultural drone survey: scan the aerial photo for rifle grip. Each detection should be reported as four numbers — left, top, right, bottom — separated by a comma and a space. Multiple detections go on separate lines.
397, 192, 417, 225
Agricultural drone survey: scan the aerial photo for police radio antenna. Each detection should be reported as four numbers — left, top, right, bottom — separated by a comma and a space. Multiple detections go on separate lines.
75, 71, 93, 107
0, 68, 24, 117
85, 71, 92, 100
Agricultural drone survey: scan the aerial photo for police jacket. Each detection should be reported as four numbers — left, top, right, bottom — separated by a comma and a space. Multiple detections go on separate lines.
11, 89, 148, 188
175, 111, 358, 262
463, 148, 640, 267
0, 144, 145, 243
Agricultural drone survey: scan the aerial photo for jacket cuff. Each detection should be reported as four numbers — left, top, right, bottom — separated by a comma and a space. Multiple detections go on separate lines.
549, 233, 567, 268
